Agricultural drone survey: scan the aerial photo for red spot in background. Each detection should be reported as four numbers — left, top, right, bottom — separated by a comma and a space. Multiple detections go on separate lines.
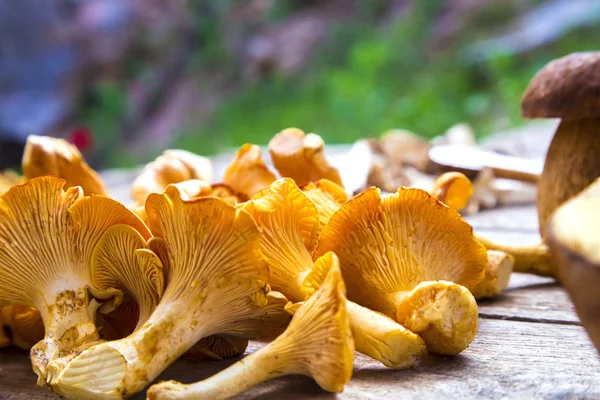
68, 127, 94, 152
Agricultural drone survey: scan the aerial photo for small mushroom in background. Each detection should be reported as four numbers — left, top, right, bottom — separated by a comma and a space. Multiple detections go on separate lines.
377, 129, 432, 172
147, 254, 354, 400
223, 143, 277, 198
546, 177, 600, 353
22, 135, 108, 196
314, 187, 488, 355
0, 177, 151, 384
434, 123, 477, 146
241, 179, 426, 368
268, 128, 343, 187
429, 172, 473, 211
130, 148, 213, 205
48, 185, 291, 399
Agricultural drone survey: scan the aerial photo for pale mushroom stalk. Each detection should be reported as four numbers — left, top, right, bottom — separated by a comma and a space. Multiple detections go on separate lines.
474, 235, 553, 277
314, 187, 487, 355
49, 187, 290, 399
0, 177, 150, 384
147, 256, 354, 400
242, 179, 426, 368
470, 250, 514, 300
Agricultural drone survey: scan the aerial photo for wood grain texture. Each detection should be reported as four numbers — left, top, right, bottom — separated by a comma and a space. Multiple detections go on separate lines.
1, 319, 598, 400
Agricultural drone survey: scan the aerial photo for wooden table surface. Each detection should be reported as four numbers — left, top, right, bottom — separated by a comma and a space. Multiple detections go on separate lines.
2, 125, 599, 399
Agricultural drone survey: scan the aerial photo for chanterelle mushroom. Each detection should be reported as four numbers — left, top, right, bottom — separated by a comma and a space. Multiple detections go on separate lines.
429, 172, 473, 211
49, 185, 290, 399
0, 176, 150, 383
223, 144, 277, 199
301, 179, 348, 231
314, 187, 487, 354
241, 179, 426, 368
130, 149, 213, 205
147, 254, 354, 400
546, 177, 600, 352
268, 128, 343, 187
22, 135, 107, 196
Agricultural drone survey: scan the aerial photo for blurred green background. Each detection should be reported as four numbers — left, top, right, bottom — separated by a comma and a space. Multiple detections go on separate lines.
1, 0, 599, 169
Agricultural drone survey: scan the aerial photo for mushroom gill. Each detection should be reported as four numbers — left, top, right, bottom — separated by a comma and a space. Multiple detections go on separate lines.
314, 187, 488, 354
301, 179, 348, 231
147, 255, 354, 400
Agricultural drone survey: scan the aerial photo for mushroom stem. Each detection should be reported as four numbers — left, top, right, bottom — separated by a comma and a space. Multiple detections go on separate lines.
149, 344, 285, 400
30, 286, 102, 386
537, 118, 600, 238
346, 302, 426, 369
474, 234, 553, 277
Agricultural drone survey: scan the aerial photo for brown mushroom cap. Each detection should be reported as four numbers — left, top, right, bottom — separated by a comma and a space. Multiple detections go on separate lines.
522, 52, 600, 119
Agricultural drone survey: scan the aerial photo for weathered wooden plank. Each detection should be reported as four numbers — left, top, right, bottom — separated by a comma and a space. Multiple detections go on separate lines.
1, 319, 598, 400
479, 274, 579, 325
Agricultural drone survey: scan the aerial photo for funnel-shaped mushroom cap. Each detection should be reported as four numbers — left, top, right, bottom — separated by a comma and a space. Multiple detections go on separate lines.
0, 305, 44, 349
209, 183, 247, 205
49, 185, 289, 399
90, 224, 165, 330
522, 52, 600, 119
301, 179, 348, 230
240, 178, 319, 302
0, 170, 23, 195
223, 144, 277, 199
268, 128, 343, 187
430, 172, 473, 211
131, 149, 212, 205
0, 176, 150, 381
147, 257, 354, 400
187, 335, 249, 361
470, 250, 514, 299
547, 177, 600, 351
395, 280, 479, 355
22, 135, 107, 196
314, 187, 487, 305
314, 187, 486, 354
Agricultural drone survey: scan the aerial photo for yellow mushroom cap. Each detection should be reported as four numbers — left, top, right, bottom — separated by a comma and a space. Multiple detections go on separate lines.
301, 179, 348, 230
223, 144, 277, 199
240, 178, 320, 302
22, 135, 107, 196
430, 172, 474, 211
268, 128, 343, 187
314, 187, 487, 309
131, 149, 213, 205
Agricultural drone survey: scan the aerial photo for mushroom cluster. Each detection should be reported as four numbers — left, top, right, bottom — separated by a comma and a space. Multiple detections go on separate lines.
0, 127, 500, 399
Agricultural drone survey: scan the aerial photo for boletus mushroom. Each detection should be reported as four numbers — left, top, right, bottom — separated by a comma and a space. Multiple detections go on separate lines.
0, 176, 151, 384
314, 187, 488, 355
146, 254, 354, 400
477, 52, 600, 277
546, 176, 600, 352
241, 179, 426, 368
49, 184, 290, 399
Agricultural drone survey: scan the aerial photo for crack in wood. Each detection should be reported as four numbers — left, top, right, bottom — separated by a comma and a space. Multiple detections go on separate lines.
479, 312, 581, 326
